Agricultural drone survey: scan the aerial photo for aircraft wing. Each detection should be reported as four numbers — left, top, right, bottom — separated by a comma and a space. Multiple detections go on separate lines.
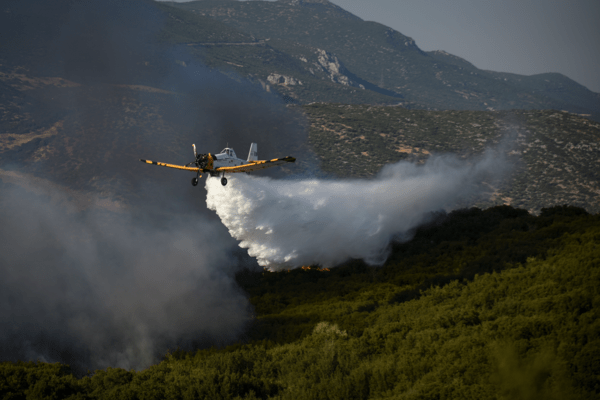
214, 156, 296, 173
139, 159, 200, 172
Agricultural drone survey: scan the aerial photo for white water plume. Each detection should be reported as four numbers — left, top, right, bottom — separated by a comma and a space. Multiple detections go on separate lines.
206, 150, 508, 270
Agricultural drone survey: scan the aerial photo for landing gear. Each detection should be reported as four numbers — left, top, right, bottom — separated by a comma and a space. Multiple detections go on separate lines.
221, 177, 228, 186
191, 177, 199, 186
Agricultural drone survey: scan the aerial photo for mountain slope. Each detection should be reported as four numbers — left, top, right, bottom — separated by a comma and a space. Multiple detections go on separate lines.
302, 104, 600, 213
170, 0, 600, 119
5, 0, 597, 115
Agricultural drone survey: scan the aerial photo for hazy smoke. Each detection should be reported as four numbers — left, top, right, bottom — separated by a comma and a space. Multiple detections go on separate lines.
207, 149, 508, 269
0, 184, 250, 372
0, 0, 308, 372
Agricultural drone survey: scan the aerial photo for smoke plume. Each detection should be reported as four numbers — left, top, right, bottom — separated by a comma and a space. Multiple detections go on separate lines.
0, 182, 251, 372
207, 149, 508, 269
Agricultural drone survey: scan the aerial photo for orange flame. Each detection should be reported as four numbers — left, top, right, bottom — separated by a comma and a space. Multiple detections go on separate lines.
300, 266, 330, 272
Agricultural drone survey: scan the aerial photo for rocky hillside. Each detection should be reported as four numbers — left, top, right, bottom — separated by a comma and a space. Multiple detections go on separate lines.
1, 64, 598, 214
3, 0, 598, 117
302, 104, 600, 213
169, 0, 600, 120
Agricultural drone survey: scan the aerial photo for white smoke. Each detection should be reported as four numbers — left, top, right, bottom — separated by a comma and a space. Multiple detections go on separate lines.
206, 149, 507, 270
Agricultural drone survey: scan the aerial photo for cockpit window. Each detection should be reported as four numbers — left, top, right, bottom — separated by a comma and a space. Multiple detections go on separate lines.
220, 148, 235, 157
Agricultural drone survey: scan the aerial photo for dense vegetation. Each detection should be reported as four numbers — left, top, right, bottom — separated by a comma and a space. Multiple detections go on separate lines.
2, 205, 598, 399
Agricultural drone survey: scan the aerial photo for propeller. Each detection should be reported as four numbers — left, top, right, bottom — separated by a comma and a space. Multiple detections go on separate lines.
184, 143, 213, 171
186, 144, 200, 167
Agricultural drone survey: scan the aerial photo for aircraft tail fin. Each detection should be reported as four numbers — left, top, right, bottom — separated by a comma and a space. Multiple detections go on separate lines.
247, 143, 258, 161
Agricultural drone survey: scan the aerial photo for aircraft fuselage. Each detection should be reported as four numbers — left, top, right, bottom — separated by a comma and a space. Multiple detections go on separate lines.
211, 148, 247, 169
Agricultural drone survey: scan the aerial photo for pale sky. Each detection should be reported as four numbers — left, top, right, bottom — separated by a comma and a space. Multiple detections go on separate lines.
329, 0, 600, 93
163, 0, 600, 93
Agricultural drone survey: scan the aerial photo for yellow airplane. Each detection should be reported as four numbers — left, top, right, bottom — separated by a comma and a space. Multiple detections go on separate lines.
140, 143, 295, 186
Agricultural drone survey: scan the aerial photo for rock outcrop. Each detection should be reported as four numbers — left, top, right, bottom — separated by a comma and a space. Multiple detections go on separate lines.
267, 73, 302, 86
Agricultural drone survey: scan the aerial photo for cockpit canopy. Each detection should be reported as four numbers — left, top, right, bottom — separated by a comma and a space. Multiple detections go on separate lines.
220, 148, 237, 158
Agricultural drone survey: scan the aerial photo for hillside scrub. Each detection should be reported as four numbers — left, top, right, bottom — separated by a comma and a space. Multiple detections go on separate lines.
1, 205, 599, 399
302, 104, 600, 214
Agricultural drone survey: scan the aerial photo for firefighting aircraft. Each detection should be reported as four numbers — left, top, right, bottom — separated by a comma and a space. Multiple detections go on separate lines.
139, 143, 295, 186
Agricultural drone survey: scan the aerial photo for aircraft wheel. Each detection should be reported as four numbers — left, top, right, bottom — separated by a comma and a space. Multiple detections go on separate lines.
191, 177, 199, 186
221, 177, 228, 186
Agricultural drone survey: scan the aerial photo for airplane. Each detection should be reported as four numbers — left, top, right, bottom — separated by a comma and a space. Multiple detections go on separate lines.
139, 143, 295, 186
